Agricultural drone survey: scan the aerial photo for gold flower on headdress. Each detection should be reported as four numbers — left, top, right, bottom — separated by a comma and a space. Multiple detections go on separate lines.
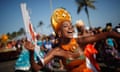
51, 8, 71, 33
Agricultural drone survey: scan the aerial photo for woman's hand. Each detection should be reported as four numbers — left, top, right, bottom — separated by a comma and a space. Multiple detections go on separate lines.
24, 41, 35, 51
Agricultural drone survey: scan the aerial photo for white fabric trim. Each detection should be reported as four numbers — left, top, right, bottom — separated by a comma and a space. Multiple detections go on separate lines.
15, 67, 30, 71
35, 45, 44, 66
86, 57, 98, 72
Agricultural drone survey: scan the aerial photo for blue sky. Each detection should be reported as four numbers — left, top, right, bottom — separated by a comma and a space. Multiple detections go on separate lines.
0, 0, 120, 35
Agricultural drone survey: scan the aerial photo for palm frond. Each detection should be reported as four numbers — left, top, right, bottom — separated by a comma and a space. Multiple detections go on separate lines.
87, 2, 96, 9
75, 0, 84, 6
89, 0, 96, 3
38, 21, 43, 27
85, 0, 96, 9
76, 0, 84, 4
77, 4, 84, 14
85, 7, 89, 17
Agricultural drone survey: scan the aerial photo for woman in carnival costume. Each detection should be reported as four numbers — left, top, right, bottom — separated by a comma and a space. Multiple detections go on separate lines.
24, 8, 120, 72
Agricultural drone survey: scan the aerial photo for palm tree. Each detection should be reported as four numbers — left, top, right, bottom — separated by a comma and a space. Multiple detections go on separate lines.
11, 32, 17, 39
38, 21, 43, 27
75, 0, 96, 28
18, 27, 25, 35
37, 21, 44, 33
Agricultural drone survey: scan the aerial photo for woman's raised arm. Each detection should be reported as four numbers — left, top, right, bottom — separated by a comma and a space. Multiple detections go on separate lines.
77, 31, 120, 46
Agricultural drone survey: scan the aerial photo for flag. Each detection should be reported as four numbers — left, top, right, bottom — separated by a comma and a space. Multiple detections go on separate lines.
20, 3, 36, 42
20, 3, 44, 65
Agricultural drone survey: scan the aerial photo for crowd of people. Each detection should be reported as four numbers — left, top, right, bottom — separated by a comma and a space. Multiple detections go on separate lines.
0, 8, 120, 72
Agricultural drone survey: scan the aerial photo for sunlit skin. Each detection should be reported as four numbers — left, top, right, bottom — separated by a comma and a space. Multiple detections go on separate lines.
58, 21, 74, 38
24, 21, 120, 72
58, 21, 83, 57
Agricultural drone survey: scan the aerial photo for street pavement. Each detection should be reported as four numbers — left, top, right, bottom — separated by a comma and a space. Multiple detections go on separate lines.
0, 59, 120, 72
0, 59, 16, 72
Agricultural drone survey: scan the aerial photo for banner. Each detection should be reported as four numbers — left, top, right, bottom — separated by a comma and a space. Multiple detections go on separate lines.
20, 3, 44, 65
20, 3, 36, 42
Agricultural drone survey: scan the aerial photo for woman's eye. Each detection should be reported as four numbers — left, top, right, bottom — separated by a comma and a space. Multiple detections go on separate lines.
63, 25, 68, 28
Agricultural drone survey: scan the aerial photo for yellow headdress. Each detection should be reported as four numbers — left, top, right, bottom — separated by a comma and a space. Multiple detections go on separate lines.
51, 8, 71, 33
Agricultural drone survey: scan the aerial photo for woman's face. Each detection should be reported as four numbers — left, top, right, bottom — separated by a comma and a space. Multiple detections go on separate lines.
59, 21, 74, 38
